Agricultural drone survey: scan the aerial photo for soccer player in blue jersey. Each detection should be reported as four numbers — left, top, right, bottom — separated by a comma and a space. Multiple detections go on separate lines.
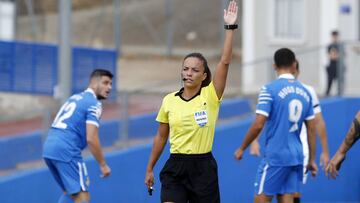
250, 60, 330, 203
234, 48, 318, 203
43, 69, 113, 203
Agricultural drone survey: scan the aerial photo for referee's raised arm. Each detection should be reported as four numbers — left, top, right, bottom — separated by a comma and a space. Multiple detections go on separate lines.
213, 0, 238, 99
144, 2, 238, 202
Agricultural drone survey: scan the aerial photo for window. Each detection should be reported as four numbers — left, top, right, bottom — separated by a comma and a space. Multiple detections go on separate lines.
269, 0, 305, 43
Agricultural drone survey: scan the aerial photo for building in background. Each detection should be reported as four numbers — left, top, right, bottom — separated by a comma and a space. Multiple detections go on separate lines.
0, 0, 15, 41
241, 0, 360, 96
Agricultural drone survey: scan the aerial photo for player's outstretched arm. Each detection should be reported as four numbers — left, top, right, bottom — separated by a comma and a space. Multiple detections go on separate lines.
234, 114, 266, 160
87, 124, 111, 178
145, 123, 170, 189
213, 0, 238, 99
326, 111, 360, 179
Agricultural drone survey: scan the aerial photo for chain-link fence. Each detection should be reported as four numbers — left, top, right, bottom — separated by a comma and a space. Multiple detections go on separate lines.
14, 0, 242, 52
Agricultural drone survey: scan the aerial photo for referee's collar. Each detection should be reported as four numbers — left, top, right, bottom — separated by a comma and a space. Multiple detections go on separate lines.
278, 73, 295, 80
175, 87, 201, 102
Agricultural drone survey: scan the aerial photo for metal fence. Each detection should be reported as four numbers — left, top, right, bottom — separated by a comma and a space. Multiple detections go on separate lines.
0, 40, 117, 96
13, 0, 239, 56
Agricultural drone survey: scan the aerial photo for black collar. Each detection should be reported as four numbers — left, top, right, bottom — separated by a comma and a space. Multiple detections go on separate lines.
175, 87, 201, 102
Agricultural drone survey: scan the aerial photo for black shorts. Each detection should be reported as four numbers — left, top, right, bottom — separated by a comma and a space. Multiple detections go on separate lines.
160, 152, 220, 203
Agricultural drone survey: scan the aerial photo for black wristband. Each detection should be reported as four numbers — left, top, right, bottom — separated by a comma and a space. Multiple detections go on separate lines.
224, 24, 238, 30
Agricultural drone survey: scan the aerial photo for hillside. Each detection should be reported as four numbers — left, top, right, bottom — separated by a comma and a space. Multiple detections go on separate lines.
16, 0, 242, 49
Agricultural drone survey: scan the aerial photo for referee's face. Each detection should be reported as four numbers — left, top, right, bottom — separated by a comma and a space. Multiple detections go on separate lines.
182, 57, 207, 89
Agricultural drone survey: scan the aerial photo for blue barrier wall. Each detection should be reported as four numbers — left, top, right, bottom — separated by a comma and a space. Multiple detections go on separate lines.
0, 131, 42, 169
0, 97, 358, 202
0, 40, 117, 96
0, 98, 252, 170
0, 41, 57, 94
72, 47, 117, 99
219, 97, 253, 119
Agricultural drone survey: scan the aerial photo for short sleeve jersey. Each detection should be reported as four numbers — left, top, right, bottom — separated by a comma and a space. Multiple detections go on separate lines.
256, 74, 315, 166
299, 83, 321, 153
156, 81, 221, 154
43, 88, 102, 161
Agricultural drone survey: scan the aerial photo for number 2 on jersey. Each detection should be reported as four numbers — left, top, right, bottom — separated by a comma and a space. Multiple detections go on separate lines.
52, 102, 77, 129
288, 99, 302, 132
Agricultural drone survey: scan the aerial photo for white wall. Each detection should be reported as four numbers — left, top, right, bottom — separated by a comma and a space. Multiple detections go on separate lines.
0, 1, 15, 41
241, 0, 255, 94
338, 0, 359, 41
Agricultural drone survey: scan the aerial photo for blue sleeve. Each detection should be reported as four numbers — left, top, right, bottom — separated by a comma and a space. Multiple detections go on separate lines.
255, 85, 273, 117
86, 101, 102, 127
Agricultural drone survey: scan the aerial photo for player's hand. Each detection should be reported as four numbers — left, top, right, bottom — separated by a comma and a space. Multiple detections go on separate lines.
320, 151, 330, 170
325, 152, 346, 179
306, 160, 318, 177
250, 141, 261, 157
234, 148, 244, 160
100, 163, 111, 178
145, 169, 155, 189
224, 0, 238, 25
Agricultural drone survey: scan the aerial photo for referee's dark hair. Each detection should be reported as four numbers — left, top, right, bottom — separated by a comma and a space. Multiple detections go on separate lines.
274, 48, 296, 68
183, 52, 212, 87
90, 69, 113, 80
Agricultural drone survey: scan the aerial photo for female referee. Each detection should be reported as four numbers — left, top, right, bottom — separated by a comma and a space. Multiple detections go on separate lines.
144, 1, 238, 202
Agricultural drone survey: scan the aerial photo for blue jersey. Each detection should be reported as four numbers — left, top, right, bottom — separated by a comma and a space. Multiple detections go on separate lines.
43, 88, 102, 162
256, 74, 315, 166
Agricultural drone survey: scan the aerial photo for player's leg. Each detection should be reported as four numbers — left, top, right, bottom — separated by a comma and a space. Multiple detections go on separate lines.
253, 160, 287, 203
58, 193, 73, 203
44, 158, 67, 190
293, 192, 301, 203
44, 158, 73, 203
254, 193, 273, 203
280, 165, 303, 203
56, 159, 91, 203
276, 194, 294, 203
293, 147, 309, 203
293, 166, 305, 203
72, 191, 90, 203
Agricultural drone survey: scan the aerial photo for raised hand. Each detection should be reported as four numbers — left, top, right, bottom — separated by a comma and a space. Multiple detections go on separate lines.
224, 0, 238, 25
